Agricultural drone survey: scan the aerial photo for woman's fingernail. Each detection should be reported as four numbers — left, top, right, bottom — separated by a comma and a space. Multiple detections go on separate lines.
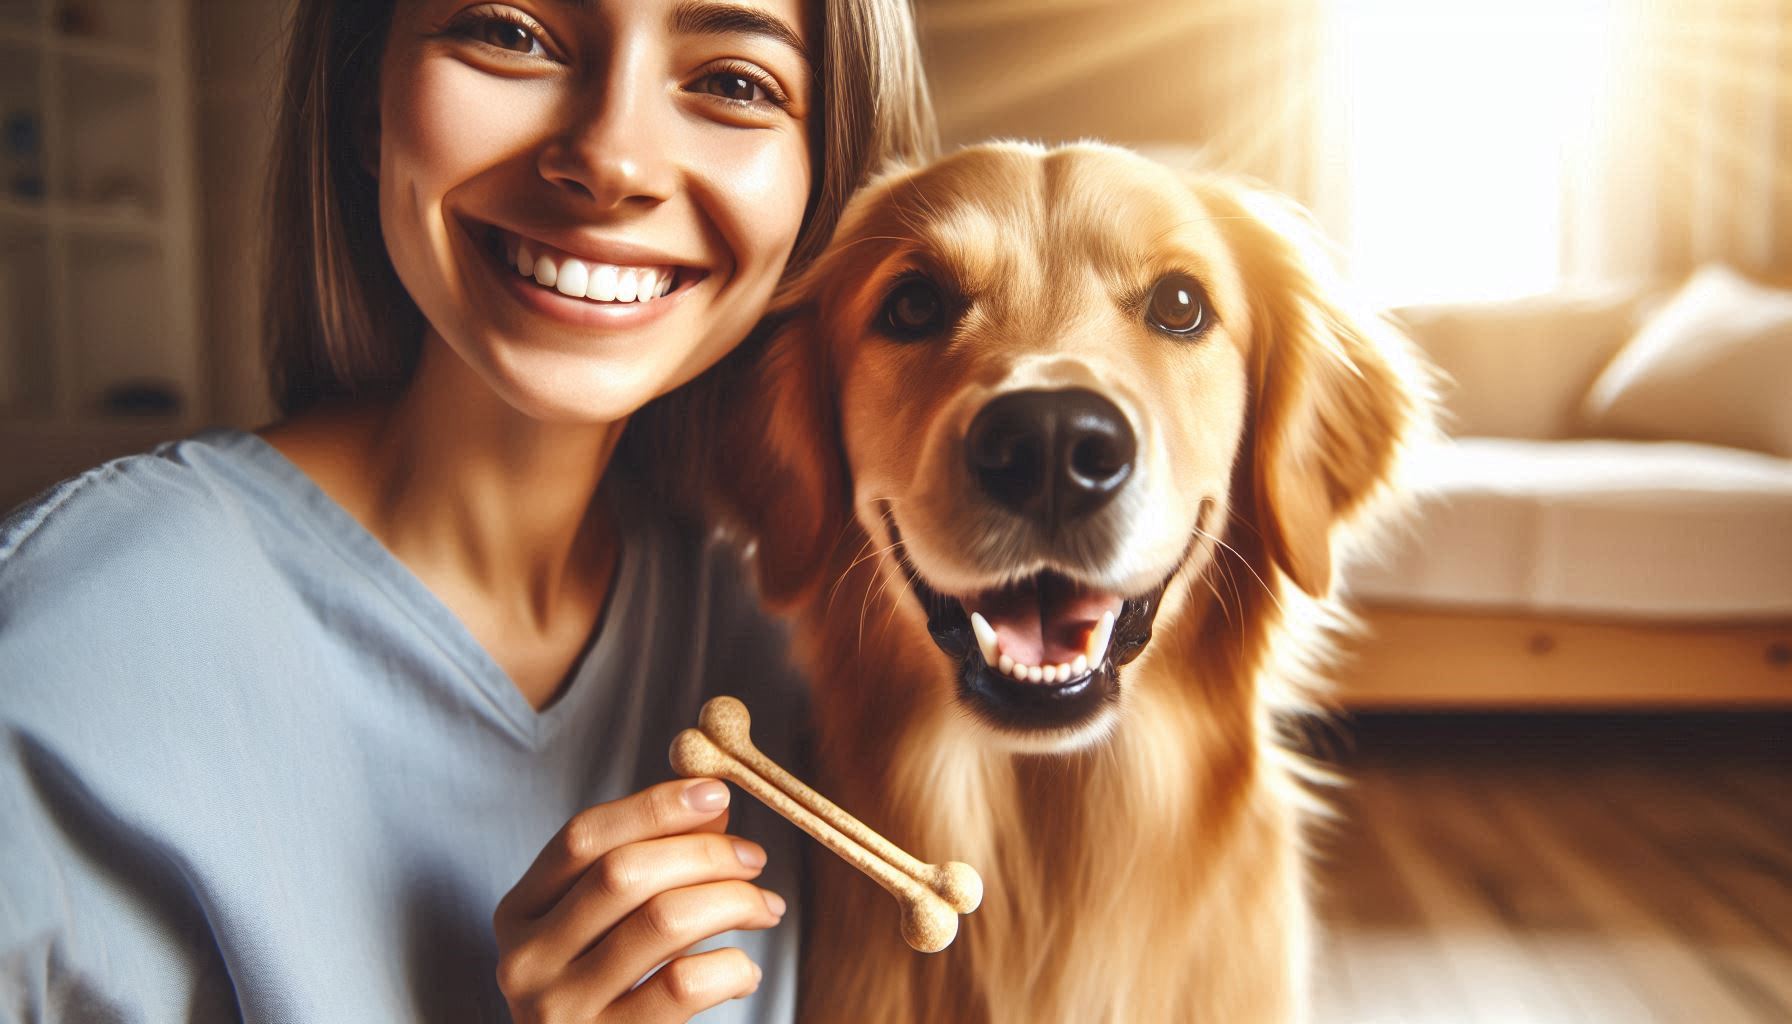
682, 780, 729, 813
762, 889, 787, 917
733, 840, 767, 869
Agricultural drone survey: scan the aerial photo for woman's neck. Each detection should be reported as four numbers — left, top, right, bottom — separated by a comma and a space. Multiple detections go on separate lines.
262, 332, 624, 709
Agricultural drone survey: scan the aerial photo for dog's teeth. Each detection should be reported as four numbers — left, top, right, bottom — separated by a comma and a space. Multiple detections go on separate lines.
998, 653, 1015, 675
1042, 664, 1058, 684
1072, 654, 1089, 676
970, 612, 1000, 668
1057, 662, 1073, 680
1026, 665, 1043, 683
1086, 611, 1116, 667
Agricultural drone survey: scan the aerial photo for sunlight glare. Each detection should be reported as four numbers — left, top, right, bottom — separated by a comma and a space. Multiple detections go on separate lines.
1327, 0, 1616, 304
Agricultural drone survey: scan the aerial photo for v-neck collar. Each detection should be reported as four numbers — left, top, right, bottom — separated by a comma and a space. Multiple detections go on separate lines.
205, 428, 635, 749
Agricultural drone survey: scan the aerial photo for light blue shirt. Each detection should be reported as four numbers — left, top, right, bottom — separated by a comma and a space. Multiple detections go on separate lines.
0, 429, 808, 1022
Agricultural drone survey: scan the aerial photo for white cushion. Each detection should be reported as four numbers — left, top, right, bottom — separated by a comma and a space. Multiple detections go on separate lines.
1390, 286, 1650, 440
1581, 265, 1792, 458
1343, 438, 1792, 619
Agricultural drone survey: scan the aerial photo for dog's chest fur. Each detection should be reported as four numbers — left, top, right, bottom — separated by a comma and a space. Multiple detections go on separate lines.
786, 534, 1312, 1024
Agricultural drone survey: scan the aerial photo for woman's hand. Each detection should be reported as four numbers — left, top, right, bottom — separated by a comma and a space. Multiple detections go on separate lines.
494, 778, 786, 1022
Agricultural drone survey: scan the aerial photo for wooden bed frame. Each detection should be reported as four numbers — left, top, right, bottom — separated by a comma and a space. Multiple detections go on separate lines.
1333, 603, 1792, 709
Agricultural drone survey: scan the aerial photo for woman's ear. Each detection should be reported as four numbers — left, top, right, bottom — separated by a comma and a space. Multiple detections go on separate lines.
711, 309, 853, 611
1205, 181, 1432, 598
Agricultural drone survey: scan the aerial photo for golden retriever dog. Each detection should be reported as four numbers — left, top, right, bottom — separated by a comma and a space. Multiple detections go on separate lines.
705, 141, 1432, 1022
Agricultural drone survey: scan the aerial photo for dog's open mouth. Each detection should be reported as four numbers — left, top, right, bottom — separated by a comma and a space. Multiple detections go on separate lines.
890, 522, 1170, 733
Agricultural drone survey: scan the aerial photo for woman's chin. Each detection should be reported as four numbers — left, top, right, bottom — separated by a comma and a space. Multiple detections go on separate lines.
492, 374, 656, 426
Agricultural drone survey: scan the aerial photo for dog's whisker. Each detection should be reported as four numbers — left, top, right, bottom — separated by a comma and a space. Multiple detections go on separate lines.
856, 534, 912, 660
868, 555, 903, 625
875, 563, 919, 642
1223, 507, 1267, 544
1199, 559, 1235, 628
838, 536, 905, 594
856, 546, 895, 660
1207, 534, 1245, 623
826, 533, 882, 616
1194, 523, 1286, 616
824, 499, 906, 621
1215, 541, 1258, 620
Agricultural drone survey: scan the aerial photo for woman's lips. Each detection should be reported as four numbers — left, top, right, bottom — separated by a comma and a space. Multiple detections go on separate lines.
469, 223, 712, 328
488, 226, 703, 305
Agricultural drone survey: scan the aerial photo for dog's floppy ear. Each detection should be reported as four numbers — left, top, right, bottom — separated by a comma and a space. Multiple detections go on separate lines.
1205, 180, 1429, 598
709, 305, 853, 611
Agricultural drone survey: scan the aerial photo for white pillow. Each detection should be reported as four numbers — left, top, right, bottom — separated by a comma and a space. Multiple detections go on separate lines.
1581, 265, 1792, 458
1394, 286, 1646, 440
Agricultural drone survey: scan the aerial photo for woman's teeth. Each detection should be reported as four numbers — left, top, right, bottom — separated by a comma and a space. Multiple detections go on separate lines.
969, 610, 1115, 685
510, 239, 674, 304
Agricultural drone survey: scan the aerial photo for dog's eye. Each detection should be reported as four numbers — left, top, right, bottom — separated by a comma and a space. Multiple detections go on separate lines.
1146, 273, 1208, 336
879, 278, 947, 341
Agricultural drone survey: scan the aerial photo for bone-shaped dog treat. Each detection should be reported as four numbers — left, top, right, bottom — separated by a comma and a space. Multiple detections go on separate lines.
669, 696, 982, 953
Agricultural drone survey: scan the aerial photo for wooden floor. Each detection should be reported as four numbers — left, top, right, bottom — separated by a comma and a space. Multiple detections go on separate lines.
1305, 713, 1792, 1024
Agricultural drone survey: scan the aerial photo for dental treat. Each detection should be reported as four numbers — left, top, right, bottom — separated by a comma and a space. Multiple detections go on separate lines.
669, 696, 982, 953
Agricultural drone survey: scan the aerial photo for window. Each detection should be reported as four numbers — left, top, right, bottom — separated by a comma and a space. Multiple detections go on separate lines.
1323, 0, 1617, 304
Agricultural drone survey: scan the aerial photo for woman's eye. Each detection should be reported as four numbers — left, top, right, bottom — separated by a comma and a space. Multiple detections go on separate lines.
879, 278, 948, 341
698, 71, 766, 104
1146, 272, 1208, 336
451, 12, 548, 57
480, 21, 537, 53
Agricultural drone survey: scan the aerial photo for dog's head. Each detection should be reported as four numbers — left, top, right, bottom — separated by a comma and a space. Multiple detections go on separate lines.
716, 142, 1425, 752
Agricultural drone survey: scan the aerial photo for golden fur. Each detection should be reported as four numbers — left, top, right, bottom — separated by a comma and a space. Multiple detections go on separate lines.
709, 141, 1433, 1023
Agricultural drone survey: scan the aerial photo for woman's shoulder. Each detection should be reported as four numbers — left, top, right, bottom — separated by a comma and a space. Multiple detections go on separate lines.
0, 430, 308, 689
1, 429, 272, 585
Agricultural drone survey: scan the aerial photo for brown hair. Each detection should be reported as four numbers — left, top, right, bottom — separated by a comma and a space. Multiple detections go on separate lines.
262, 0, 937, 417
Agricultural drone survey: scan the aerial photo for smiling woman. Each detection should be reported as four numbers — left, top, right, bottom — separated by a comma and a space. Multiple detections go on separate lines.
366, 0, 817, 424
0, 0, 932, 1021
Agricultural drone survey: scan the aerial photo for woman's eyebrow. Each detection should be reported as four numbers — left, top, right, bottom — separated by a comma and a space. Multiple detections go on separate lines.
667, 0, 812, 71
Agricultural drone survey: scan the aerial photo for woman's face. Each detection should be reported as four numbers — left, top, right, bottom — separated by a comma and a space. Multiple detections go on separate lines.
377, 0, 814, 422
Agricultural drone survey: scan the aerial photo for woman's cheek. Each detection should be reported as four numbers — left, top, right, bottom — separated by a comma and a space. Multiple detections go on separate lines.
380, 55, 551, 312
700, 126, 813, 276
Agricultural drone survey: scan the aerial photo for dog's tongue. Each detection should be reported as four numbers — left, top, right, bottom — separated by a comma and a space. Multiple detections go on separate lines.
965, 573, 1124, 666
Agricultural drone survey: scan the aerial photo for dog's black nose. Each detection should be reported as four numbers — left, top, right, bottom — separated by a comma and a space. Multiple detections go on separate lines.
965, 388, 1136, 527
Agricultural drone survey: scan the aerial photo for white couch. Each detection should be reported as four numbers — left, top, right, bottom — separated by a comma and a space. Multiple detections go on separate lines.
1336, 269, 1792, 708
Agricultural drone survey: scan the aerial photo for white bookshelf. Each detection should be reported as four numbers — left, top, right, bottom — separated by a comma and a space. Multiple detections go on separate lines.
0, 0, 200, 507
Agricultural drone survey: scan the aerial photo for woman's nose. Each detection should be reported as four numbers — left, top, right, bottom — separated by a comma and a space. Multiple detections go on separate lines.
536, 81, 676, 210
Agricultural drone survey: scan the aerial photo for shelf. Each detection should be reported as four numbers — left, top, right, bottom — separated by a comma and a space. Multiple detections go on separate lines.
0, 0, 197, 449
54, 34, 157, 76
0, 196, 46, 226
0, 43, 45, 206
0, 26, 41, 50
66, 234, 190, 419
0, 220, 52, 418
62, 203, 159, 237
0, 21, 159, 75
50, 0, 160, 63
0, 195, 160, 237
56, 59, 162, 214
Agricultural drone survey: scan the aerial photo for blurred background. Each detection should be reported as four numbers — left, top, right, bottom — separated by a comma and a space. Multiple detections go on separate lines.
0, 0, 1786, 1019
